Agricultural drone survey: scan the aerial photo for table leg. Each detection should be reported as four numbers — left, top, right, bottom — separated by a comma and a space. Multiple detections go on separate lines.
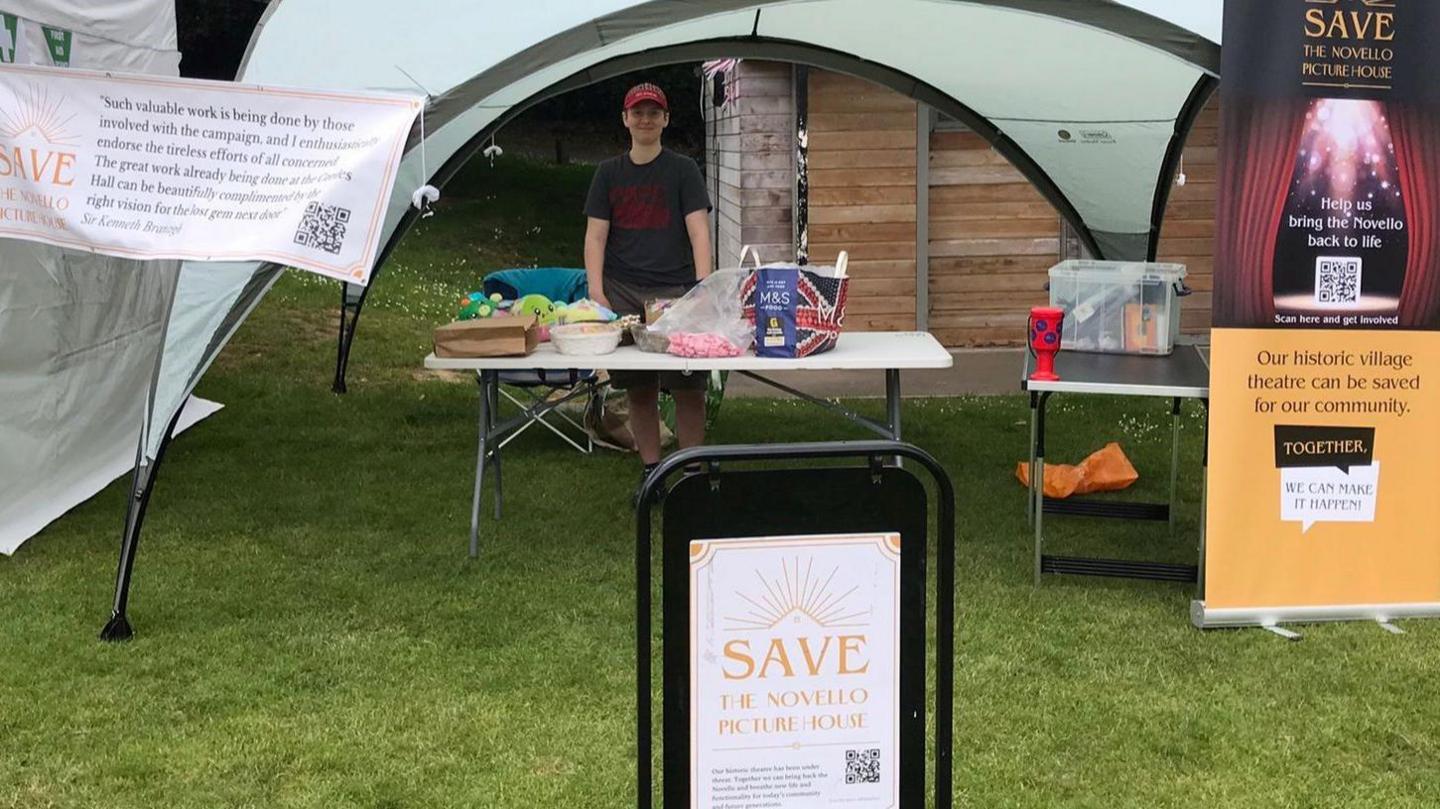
1027, 392, 1038, 526
1169, 397, 1182, 536
1033, 391, 1050, 585
489, 373, 503, 520
469, 372, 491, 559
886, 369, 903, 467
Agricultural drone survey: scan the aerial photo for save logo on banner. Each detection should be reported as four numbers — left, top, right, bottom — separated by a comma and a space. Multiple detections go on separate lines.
691, 533, 900, 809
1201, 0, 1440, 627
0, 63, 419, 284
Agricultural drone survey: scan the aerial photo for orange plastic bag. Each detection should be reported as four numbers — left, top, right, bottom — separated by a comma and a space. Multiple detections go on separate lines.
1015, 442, 1139, 499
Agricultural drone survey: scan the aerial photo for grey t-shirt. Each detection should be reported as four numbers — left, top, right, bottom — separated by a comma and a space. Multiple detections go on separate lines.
584, 148, 711, 287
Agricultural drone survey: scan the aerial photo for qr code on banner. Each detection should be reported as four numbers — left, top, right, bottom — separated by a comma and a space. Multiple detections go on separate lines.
1315, 256, 1362, 306
294, 202, 351, 255
845, 748, 881, 785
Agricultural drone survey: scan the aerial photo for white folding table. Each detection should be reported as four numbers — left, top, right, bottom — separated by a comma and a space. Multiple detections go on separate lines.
426, 332, 953, 556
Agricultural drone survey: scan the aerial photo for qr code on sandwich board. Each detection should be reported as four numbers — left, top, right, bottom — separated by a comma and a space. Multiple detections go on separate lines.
845, 748, 881, 785
294, 202, 351, 255
1315, 257, 1361, 306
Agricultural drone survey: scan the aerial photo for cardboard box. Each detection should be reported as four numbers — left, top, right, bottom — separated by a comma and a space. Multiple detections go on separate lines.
433, 315, 538, 358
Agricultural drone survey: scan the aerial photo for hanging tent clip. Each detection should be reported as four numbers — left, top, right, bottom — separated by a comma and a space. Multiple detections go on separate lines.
483, 137, 503, 166
396, 65, 439, 218
411, 185, 439, 215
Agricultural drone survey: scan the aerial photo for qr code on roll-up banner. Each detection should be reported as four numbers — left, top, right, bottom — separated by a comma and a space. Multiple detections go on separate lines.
1315, 256, 1362, 306
294, 201, 351, 255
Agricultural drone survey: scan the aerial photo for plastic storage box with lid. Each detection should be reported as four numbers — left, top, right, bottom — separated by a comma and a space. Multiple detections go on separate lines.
1047, 260, 1188, 355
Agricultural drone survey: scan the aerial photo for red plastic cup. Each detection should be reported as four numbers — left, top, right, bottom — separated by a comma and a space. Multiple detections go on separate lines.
1028, 306, 1064, 382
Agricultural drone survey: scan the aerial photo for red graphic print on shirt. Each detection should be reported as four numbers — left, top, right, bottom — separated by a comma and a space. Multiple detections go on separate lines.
609, 185, 671, 230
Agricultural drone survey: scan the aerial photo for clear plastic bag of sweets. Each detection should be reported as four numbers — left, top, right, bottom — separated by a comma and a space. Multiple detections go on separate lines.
648, 269, 754, 357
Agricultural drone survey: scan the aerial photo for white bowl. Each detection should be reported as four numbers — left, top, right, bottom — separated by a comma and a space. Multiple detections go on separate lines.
550, 322, 622, 355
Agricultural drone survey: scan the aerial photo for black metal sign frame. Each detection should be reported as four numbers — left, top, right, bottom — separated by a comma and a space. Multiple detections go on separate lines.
635, 441, 954, 809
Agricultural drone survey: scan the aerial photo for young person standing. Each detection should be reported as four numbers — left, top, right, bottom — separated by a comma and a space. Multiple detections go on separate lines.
583, 82, 713, 483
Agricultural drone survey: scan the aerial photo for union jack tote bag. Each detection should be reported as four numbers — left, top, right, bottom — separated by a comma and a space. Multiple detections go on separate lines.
739, 249, 849, 358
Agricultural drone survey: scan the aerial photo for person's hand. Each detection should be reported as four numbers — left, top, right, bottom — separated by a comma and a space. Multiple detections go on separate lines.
593, 291, 611, 311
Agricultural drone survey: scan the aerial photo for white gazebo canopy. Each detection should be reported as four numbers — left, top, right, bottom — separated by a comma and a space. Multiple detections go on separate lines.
240, 0, 1224, 260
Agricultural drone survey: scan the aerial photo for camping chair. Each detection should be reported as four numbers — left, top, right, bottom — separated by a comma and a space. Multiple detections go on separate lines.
482, 268, 603, 453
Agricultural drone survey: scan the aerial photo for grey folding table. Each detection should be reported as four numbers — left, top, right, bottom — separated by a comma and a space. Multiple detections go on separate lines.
1022, 343, 1210, 585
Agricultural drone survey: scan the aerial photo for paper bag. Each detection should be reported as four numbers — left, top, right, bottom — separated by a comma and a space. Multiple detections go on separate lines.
434, 315, 538, 358
1015, 442, 1139, 499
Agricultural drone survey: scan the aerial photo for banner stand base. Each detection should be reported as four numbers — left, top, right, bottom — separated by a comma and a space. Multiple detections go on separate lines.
1192, 600, 1440, 630
1262, 625, 1303, 641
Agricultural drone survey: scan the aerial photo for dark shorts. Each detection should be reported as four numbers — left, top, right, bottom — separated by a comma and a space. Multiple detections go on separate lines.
604, 275, 707, 392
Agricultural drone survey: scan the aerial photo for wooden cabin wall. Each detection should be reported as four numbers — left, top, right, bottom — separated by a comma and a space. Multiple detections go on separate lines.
715, 66, 1219, 345
804, 71, 919, 331
704, 61, 795, 270
1154, 93, 1220, 334
926, 129, 1065, 345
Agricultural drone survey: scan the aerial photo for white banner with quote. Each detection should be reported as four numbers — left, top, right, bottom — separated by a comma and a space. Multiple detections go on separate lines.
0, 63, 419, 284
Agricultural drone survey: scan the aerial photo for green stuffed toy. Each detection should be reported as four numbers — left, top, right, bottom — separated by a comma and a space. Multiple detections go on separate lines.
457, 292, 503, 320
512, 293, 561, 325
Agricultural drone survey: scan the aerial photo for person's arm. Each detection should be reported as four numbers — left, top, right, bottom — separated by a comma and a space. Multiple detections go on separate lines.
685, 209, 712, 281
582, 164, 612, 308
584, 216, 611, 309
679, 156, 713, 281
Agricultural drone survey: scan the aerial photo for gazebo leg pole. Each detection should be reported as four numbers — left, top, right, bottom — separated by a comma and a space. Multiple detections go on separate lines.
333, 281, 373, 394
100, 405, 186, 642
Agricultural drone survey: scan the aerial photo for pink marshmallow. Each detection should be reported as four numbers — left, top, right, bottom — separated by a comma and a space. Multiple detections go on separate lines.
666, 332, 745, 358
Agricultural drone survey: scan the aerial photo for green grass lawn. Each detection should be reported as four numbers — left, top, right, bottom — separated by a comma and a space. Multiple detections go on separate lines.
3, 158, 1438, 808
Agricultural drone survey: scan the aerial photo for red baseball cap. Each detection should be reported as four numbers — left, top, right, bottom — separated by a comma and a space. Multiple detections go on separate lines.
623, 83, 668, 111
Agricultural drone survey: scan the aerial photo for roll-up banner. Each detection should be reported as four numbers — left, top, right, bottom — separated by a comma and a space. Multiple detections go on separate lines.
1200, 0, 1440, 628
